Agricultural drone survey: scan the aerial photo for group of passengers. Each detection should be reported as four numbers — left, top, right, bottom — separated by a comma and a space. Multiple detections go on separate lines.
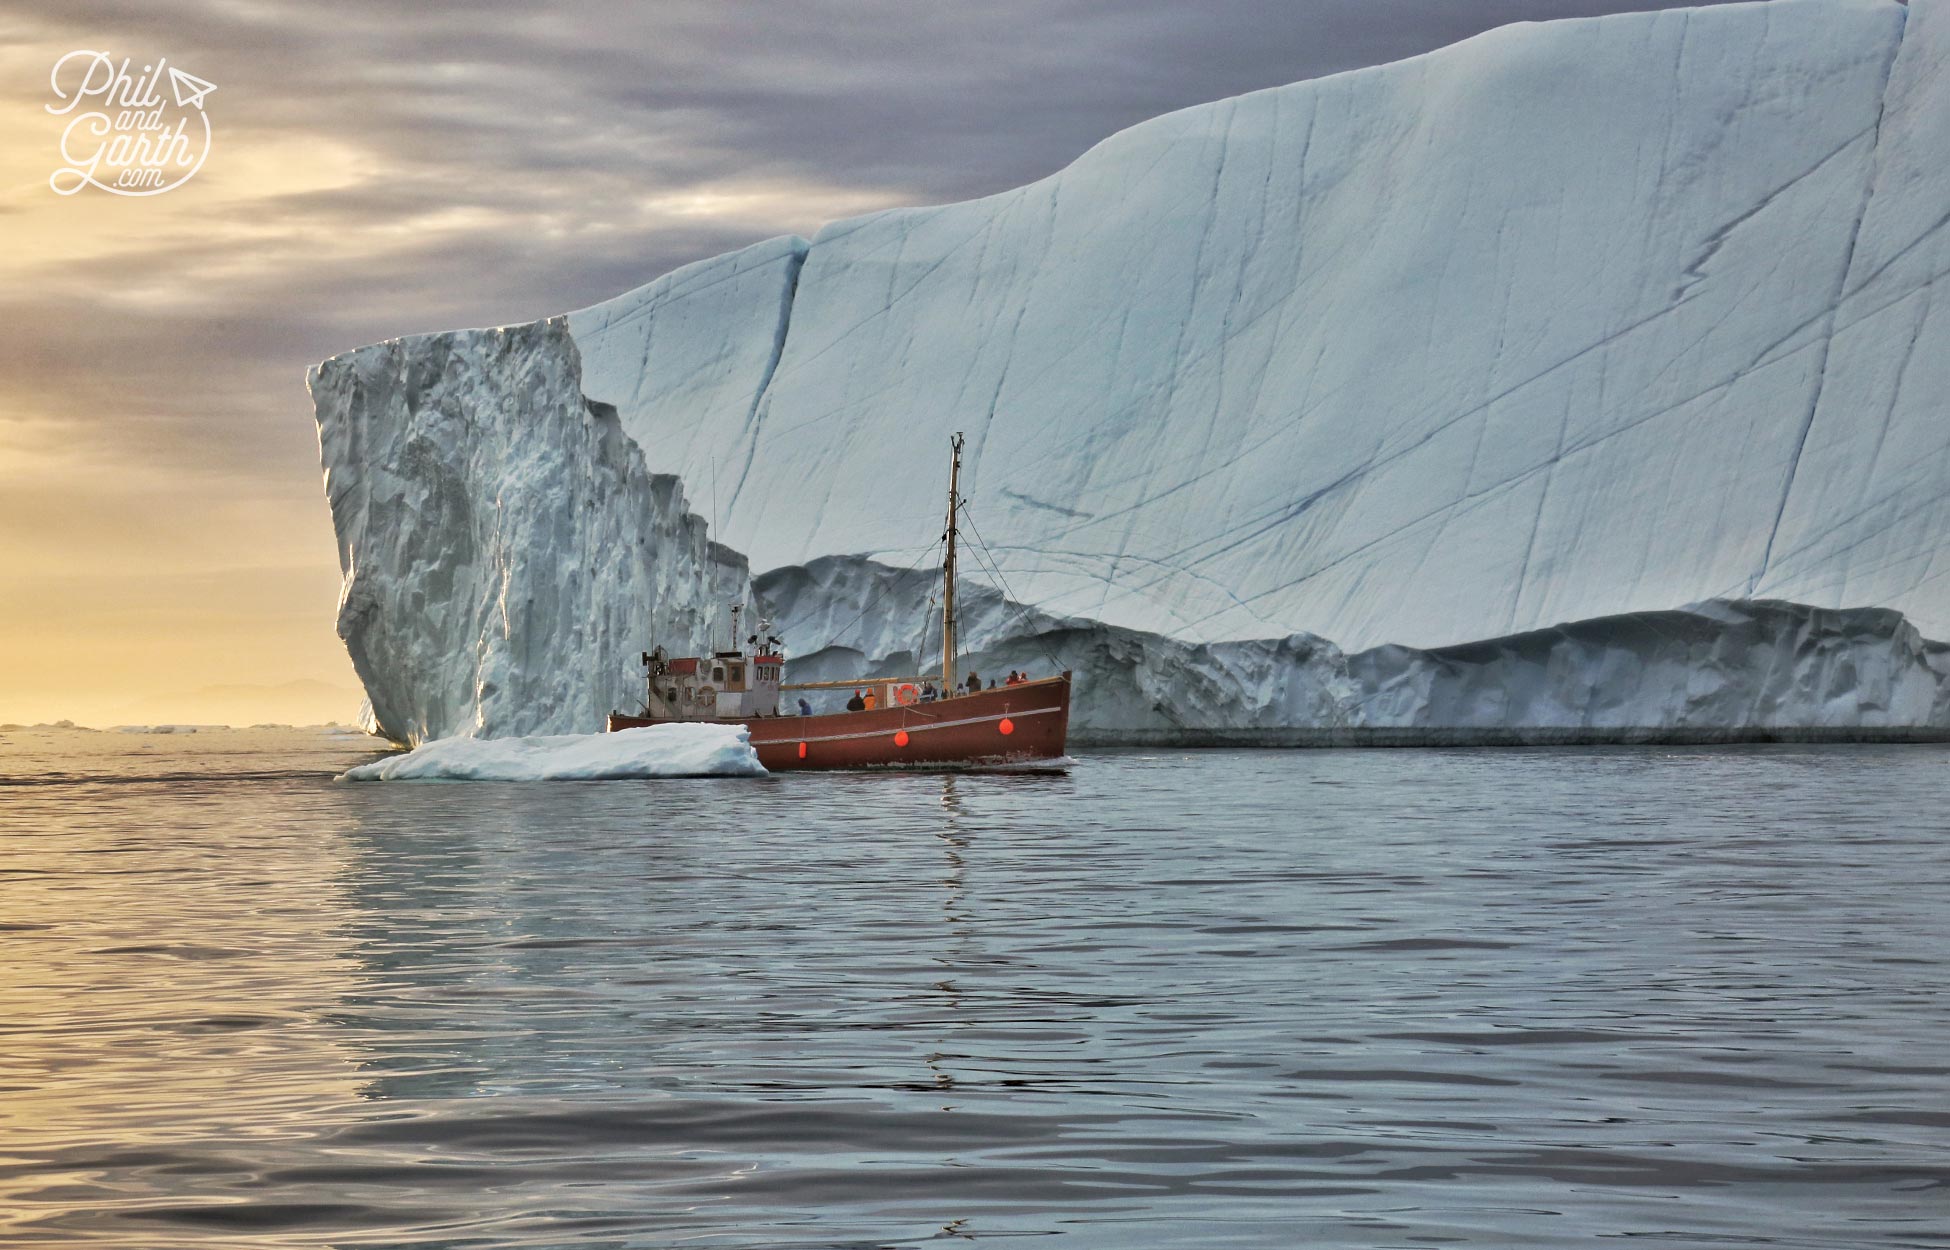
831, 669, 1036, 713
950, 669, 1036, 695
939, 669, 1039, 698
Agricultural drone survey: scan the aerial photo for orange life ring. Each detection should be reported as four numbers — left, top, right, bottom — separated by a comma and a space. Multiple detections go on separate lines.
894, 683, 920, 706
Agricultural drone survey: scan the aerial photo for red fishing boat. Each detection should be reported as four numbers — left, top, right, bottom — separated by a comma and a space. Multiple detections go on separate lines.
607, 434, 1073, 770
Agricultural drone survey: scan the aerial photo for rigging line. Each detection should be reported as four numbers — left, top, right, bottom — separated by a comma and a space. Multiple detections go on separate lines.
804, 535, 945, 662
959, 506, 1068, 672
961, 535, 1033, 657
912, 581, 938, 678
965, 537, 1060, 676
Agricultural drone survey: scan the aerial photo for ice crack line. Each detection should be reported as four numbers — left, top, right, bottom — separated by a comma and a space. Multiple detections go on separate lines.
1750, 14, 1907, 596
726, 243, 809, 518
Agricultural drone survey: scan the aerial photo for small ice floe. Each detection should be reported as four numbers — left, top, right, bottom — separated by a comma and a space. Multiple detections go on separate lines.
340, 724, 765, 782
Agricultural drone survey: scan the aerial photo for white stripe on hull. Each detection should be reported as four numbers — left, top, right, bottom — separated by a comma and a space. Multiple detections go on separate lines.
762, 704, 1064, 747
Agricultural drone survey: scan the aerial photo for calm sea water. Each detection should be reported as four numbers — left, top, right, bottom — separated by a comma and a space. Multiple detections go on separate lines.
2, 728, 1947, 1248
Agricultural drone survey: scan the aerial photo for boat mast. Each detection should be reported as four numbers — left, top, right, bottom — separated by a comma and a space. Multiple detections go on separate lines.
942, 432, 964, 695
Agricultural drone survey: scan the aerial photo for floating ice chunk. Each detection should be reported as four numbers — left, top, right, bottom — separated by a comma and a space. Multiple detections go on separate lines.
340, 724, 765, 782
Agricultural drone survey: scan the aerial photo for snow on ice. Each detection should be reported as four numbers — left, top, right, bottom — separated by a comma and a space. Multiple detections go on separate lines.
312, 0, 1950, 744
340, 724, 765, 781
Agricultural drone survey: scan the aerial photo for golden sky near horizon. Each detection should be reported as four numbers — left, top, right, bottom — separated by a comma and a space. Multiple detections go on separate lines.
0, 87, 349, 721
0, 49, 365, 726
0, 19, 901, 727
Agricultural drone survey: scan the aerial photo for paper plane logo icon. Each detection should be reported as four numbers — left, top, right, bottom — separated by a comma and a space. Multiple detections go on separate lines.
167, 66, 216, 110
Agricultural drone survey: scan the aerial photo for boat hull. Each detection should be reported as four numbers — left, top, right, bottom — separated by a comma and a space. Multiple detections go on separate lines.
608, 675, 1071, 771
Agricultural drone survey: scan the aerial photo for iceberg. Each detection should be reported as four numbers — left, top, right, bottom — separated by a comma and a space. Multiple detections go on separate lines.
311, 319, 750, 745
312, 0, 1950, 745
340, 724, 765, 782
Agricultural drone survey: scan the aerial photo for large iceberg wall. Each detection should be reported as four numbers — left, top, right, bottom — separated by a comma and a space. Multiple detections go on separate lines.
574, 0, 1946, 652
315, 0, 1950, 743
1759, 0, 1950, 616
310, 319, 748, 744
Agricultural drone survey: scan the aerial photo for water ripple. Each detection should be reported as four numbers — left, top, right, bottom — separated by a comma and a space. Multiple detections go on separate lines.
1, 730, 1946, 1247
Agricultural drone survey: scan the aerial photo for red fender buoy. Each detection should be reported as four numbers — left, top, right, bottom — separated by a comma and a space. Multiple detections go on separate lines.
894, 730, 910, 747
998, 718, 1015, 736
797, 742, 808, 759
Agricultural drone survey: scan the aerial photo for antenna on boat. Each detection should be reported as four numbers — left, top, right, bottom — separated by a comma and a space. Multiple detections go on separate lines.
942, 432, 964, 695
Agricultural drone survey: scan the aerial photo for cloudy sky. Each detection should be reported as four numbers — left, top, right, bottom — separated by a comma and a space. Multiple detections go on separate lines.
0, 0, 1751, 725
